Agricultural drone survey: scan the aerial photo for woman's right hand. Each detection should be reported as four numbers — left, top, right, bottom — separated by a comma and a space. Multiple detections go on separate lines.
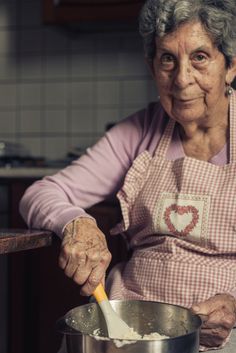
58, 217, 112, 296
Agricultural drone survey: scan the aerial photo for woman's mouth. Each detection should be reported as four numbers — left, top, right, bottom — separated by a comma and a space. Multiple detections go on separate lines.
174, 97, 199, 106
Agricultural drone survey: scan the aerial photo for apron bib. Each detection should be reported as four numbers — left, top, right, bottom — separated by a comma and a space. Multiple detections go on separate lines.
108, 93, 236, 309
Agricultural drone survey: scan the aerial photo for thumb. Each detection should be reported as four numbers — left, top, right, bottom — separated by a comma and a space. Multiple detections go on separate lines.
191, 299, 214, 316
191, 303, 210, 324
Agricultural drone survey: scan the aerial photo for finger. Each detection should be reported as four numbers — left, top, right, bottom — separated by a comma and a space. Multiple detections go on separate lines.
64, 251, 87, 278
200, 327, 230, 347
101, 275, 105, 288
202, 308, 236, 330
80, 263, 107, 296
64, 260, 78, 278
85, 249, 111, 275
58, 252, 68, 269
72, 264, 92, 286
59, 241, 83, 269
100, 250, 112, 270
58, 244, 71, 269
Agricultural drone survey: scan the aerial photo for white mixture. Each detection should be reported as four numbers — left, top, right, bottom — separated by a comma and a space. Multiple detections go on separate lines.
91, 327, 169, 348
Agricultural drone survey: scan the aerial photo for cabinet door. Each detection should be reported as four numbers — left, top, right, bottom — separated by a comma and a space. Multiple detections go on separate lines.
43, 0, 144, 23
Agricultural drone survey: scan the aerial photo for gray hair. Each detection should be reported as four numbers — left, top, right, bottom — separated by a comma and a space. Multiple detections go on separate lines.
139, 0, 236, 67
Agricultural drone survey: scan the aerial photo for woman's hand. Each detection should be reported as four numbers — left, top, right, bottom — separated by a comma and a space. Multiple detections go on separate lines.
191, 293, 236, 348
58, 217, 112, 296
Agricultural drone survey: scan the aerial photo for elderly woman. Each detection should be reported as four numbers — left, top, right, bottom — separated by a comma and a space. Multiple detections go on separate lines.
20, 0, 236, 351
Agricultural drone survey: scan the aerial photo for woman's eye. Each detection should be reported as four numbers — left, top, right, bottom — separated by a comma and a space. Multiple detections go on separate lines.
193, 53, 207, 63
160, 54, 175, 68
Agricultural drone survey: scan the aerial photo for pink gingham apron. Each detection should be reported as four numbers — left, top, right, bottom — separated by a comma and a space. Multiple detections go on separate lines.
108, 92, 236, 309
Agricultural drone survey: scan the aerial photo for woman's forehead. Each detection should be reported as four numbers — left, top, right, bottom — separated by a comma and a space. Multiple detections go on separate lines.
155, 21, 215, 52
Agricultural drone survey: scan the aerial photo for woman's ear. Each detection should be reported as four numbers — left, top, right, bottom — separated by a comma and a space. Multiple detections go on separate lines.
226, 57, 236, 85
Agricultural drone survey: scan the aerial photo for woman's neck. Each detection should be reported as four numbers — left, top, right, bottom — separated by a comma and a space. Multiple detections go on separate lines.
178, 116, 228, 161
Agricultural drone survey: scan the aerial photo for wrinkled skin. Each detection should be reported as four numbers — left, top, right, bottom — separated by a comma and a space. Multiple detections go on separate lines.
59, 217, 111, 295
191, 294, 236, 347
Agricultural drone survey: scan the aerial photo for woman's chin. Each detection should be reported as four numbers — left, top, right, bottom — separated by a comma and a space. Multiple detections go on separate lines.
170, 107, 205, 124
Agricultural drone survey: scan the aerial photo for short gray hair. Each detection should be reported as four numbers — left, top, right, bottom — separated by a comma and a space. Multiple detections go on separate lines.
139, 0, 236, 67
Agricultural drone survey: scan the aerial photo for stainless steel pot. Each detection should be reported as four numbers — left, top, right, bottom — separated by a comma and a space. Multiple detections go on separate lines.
56, 300, 201, 353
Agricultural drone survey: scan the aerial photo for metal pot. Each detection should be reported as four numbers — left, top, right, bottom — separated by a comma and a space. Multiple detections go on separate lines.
56, 300, 201, 353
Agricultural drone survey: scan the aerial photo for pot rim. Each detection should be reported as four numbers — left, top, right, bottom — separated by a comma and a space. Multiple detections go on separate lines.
56, 299, 202, 341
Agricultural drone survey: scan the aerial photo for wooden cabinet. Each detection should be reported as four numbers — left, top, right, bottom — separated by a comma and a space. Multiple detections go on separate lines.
43, 0, 144, 23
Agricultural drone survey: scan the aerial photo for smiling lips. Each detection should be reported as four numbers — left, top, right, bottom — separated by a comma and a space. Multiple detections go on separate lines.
175, 97, 198, 103
173, 97, 200, 106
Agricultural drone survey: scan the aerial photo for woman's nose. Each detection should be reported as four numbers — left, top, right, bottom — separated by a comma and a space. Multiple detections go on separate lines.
173, 63, 194, 88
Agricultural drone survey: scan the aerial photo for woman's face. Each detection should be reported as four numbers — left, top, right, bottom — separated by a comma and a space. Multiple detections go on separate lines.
152, 21, 236, 125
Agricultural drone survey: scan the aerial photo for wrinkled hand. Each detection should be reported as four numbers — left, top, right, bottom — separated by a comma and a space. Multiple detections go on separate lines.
191, 293, 236, 348
59, 217, 112, 296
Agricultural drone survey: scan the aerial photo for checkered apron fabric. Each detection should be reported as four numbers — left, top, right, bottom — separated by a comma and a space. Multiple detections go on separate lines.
108, 92, 236, 311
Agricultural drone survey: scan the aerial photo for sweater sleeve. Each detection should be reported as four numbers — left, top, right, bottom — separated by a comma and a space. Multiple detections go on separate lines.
19, 107, 155, 238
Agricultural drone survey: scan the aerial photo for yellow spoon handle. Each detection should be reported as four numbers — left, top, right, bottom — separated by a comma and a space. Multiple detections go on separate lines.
93, 283, 108, 303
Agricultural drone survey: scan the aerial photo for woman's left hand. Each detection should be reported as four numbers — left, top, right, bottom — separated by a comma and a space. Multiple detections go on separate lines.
191, 293, 236, 348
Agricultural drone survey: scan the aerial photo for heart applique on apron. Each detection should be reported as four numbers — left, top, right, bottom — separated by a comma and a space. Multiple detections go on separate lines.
164, 203, 199, 237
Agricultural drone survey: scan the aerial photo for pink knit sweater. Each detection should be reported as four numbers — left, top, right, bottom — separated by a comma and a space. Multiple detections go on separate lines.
19, 101, 228, 238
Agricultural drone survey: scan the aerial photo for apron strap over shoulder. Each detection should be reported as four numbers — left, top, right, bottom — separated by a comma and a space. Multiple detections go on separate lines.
154, 117, 176, 158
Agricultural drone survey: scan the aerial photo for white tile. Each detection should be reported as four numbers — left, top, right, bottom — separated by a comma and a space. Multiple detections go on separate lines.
147, 79, 159, 102
122, 33, 143, 52
42, 136, 68, 159
19, 110, 41, 133
119, 52, 148, 76
19, 56, 43, 79
96, 81, 119, 105
0, 84, 16, 108
43, 28, 68, 53
0, 56, 17, 80
20, 1, 41, 26
18, 136, 42, 157
0, 2, 17, 28
96, 109, 119, 133
44, 110, 67, 133
94, 33, 122, 52
43, 54, 68, 79
69, 135, 100, 151
122, 80, 149, 105
0, 111, 16, 133
70, 54, 94, 78
0, 30, 17, 54
70, 82, 94, 105
0, 135, 16, 143
95, 53, 120, 77
44, 82, 68, 106
70, 109, 94, 133
121, 106, 143, 118
18, 83, 41, 106
69, 35, 94, 54
19, 29, 43, 53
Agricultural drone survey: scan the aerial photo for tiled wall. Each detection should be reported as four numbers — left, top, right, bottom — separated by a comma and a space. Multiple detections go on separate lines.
0, 0, 157, 160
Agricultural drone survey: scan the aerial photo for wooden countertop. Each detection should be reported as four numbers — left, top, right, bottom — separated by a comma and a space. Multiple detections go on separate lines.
0, 229, 54, 254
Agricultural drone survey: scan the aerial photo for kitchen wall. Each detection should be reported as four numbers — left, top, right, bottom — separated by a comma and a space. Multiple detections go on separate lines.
0, 0, 157, 160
